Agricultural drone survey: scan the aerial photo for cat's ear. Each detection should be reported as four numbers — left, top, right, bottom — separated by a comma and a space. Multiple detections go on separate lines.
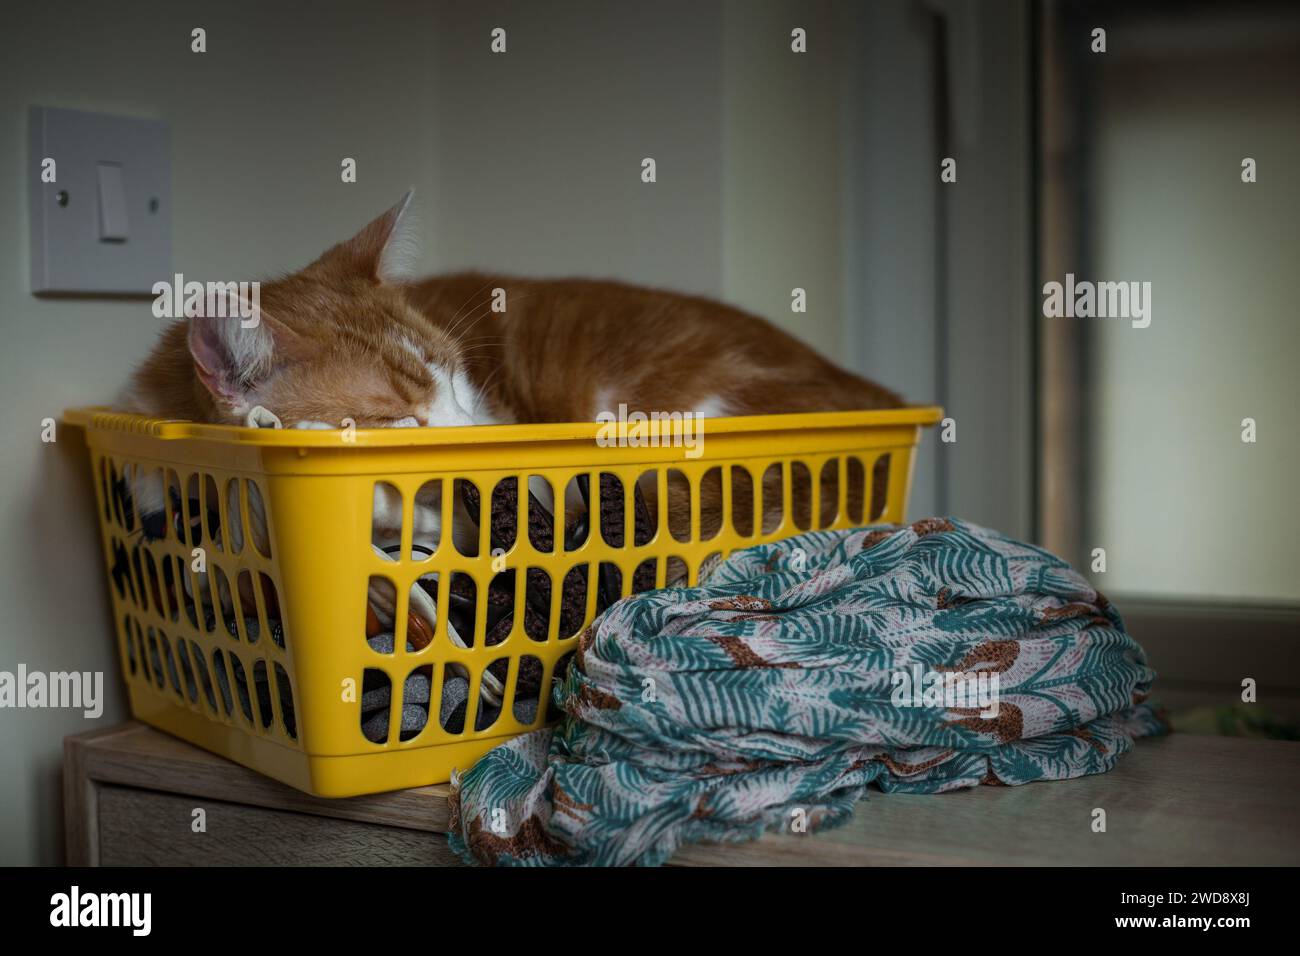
330, 189, 419, 283
186, 295, 296, 412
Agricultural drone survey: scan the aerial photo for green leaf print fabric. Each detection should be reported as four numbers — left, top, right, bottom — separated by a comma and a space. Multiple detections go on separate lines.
448, 518, 1165, 866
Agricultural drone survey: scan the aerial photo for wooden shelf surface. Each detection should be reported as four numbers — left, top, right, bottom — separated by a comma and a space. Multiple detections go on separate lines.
64, 721, 1300, 866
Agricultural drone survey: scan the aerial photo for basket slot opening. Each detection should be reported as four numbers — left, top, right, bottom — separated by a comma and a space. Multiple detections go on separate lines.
274, 662, 297, 739
202, 474, 222, 551
632, 557, 657, 595
360, 669, 393, 743
513, 655, 544, 725
791, 461, 813, 531
175, 639, 199, 704
156, 629, 183, 699
129, 547, 148, 614
408, 479, 443, 558
372, 481, 403, 560
143, 548, 165, 616
452, 478, 482, 557
407, 576, 439, 651
561, 475, 589, 551
871, 453, 892, 521
596, 473, 627, 547
184, 561, 206, 634
184, 474, 201, 546
491, 567, 527, 642
159, 553, 180, 622
365, 576, 400, 654
730, 465, 756, 537
191, 640, 218, 714
259, 573, 283, 648
666, 469, 692, 543
245, 479, 272, 558
527, 475, 555, 553
110, 461, 133, 531
635, 471, 659, 541
819, 458, 841, 529
846, 456, 866, 525
439, 663, 469, 733
165, 470, 183, 544
143, 621, 162, 686
252, 659, 274, 730
700, 466, 724, 541
211, 649, 235, 717
600, 562, 623, 607
109, 538, 131, 602
121, 614, 137, 677
397, 664, 432, 741
760, 463, 785, 535
223, 478, 244, 554
137, 619, 160, 688
236, 569, 265, 645
132, 547, 152, 616
134, 621, 149, 684
228, 653, 253, 724
489, 478, 518, 552
211, 566, 239, 639
557, 565, 587, 640
477, 658, 509, 731
447, 572, 477, 647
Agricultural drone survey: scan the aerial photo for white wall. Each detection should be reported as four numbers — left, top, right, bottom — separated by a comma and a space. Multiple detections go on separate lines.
426, 1, 724, 294
721, 0, 844, 359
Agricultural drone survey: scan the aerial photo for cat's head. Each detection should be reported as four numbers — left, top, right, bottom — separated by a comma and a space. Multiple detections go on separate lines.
155, 191, 484, 430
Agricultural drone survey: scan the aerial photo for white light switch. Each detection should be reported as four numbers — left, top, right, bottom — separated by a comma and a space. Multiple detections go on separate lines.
96, 163, 130, 242
28, 107, 171, 294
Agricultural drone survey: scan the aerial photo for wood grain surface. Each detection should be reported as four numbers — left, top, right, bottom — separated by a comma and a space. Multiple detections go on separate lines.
66, 722, 1300, 866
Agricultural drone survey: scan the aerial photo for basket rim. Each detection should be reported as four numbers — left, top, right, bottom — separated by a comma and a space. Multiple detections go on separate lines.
63, 405, 944, 448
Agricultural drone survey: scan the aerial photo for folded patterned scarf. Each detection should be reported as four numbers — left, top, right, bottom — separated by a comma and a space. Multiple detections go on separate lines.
448, 517, 1165, 866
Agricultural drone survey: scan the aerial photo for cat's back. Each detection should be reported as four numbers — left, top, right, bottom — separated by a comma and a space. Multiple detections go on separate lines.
407, 270, 860, 373
404, 271, 901, 418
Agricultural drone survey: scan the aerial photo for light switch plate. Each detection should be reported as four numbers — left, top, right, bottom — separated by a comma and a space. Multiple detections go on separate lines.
28, 107, 171, 295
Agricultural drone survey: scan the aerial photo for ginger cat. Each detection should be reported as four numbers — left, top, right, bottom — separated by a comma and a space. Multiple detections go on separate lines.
119, 192, 902, 542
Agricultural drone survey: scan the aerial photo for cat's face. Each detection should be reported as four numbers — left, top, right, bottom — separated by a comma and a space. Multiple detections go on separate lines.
217, 279, 482, 431
179, 191, 487, 430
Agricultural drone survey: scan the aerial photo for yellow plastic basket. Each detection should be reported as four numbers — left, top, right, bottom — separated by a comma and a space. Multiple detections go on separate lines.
65, 405, 940, 797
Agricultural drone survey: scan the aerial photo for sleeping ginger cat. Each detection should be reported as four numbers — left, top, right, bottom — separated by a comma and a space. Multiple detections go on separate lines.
119, 191, 902, 550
